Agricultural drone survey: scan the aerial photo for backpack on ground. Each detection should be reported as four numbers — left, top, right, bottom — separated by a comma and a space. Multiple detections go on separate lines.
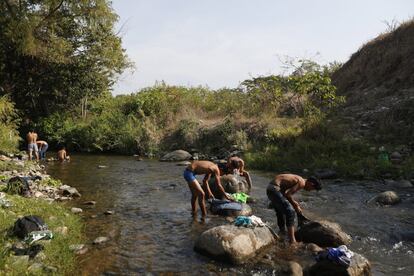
13, 216, 48, 239
7, 176, 30, 196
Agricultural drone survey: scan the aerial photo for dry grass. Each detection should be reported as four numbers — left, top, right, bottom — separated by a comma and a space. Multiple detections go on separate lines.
333, 19, 414, 94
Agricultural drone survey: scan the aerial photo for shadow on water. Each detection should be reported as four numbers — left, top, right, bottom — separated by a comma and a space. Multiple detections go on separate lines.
46, 154, 414, 275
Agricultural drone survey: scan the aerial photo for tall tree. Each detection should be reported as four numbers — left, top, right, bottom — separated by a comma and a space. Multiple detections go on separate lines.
0, 0, 129, 119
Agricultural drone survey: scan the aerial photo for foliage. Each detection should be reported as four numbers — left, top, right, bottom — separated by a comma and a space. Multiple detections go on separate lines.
240, 60, 344, 118
0, 97, 20, 153
32, 59, 346, 157
0, 0, 129, 120
40, 178, 62, 188
0, 194, 84, 275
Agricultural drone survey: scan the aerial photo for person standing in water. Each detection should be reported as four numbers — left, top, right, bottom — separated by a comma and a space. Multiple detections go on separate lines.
36, 140, 48, 160
26, 130, 39, 161
267, 174, 321, 244
183, 160, 232, 218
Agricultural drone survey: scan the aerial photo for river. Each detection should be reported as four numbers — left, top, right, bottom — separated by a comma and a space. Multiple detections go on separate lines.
46, 154, 414, 275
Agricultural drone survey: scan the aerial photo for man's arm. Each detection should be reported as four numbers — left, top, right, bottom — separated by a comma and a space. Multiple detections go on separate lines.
285, 184, 302, 213
213, 171, 232, 200
202, 173, 215, 199
241, 171, 252, 191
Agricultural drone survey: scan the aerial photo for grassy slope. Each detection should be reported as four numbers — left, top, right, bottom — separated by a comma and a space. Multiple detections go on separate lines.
0, 161, 84, 275
0, 195, 84, 276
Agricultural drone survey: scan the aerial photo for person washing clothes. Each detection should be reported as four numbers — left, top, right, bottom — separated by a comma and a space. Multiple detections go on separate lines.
183, 160, 232, 219
267, 174, 321, 244
36, 140, 48, 160
226, 155, 252, 191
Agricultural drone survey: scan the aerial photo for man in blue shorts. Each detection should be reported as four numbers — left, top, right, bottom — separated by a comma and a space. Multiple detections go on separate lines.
184, 160, 231, 218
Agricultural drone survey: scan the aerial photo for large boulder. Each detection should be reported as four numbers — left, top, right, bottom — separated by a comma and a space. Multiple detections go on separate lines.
209, 174, 250, 198
160, 150, 192, 162
194, 225, 276, 264
296, 220, 352, 247
307, 253, 371, 276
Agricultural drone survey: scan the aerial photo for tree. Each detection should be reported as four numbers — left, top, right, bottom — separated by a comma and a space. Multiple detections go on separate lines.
0, 0, 129, 120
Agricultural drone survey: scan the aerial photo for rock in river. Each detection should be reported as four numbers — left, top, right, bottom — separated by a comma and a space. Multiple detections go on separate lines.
369, 191, 400, 206
209, 174, 250, 198
307, 252, 371, 276
296, 220, 352, 247
194, 224, 276, 264
160, 150, 192, 161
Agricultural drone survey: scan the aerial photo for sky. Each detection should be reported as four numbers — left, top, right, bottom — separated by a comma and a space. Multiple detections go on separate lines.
111, 0, 414, 95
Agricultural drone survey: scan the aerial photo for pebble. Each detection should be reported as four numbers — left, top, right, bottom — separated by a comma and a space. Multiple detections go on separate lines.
83, 201, 96, 205
55, 226, 68, 235
71, 207, 83, 214
93, 236, 109, 244
104, 210, 114, 215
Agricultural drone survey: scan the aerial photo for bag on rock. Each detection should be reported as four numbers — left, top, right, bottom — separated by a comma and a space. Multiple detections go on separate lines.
13, 216, 48, 239
210, 199, 242, 215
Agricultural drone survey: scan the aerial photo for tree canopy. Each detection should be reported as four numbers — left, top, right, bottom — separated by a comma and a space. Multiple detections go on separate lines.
0, 0, 129, 120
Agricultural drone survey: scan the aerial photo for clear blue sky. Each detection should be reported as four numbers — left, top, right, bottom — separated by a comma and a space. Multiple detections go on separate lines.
111, 0, 414, 95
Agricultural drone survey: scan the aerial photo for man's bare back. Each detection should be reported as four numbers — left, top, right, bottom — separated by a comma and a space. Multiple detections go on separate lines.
187, 160, 220, 175
26, 131, 39, 161
26, 131, 37, 144
271, 174, 306, 194
57, 149, 69, 161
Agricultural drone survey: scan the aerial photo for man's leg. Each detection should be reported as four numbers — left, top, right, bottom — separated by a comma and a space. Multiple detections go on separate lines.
282, 200, 297, 244
241, 171, 252, 192
267, 186, 287, 233
188, 180, 206, 217
187, 185, 197, 216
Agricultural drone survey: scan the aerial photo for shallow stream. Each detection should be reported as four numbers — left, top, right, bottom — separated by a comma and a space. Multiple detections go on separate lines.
46, 154, 414, 275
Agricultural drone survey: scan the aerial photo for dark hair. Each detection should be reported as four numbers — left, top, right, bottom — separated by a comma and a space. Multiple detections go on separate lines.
230, 159, 239, 168
307, 176, 322, 190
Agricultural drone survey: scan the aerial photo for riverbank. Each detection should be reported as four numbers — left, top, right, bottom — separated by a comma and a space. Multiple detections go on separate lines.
0, 155, 84, 275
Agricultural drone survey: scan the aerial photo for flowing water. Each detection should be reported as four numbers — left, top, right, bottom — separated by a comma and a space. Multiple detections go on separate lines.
46, 154, 414, 275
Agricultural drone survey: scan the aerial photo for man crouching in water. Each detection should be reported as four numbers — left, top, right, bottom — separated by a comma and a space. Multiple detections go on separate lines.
227, 155, 252, 191
184, 160, 232, 219
267, 174, 322, 244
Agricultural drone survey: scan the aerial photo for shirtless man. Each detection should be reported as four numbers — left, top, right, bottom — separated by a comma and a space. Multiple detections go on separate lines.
266, 174, 321, 244
57, 147, 70, 162
227, 156, 252, 191
36, 140, 48, 160
26, 130, 39, 161
183, 160, 232, 218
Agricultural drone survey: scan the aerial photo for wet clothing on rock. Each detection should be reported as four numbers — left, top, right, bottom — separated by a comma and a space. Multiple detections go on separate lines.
231, 192, 249, 203
210, 199, 243, 214
266, 183, 296, 231
234, 215, 267, 228
315, 245, 354, 267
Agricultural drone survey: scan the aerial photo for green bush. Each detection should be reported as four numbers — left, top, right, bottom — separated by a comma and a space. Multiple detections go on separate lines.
0, 97, 20, 154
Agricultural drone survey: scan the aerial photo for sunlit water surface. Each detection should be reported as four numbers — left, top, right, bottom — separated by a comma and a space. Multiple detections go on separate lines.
46, 154, 414, 275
